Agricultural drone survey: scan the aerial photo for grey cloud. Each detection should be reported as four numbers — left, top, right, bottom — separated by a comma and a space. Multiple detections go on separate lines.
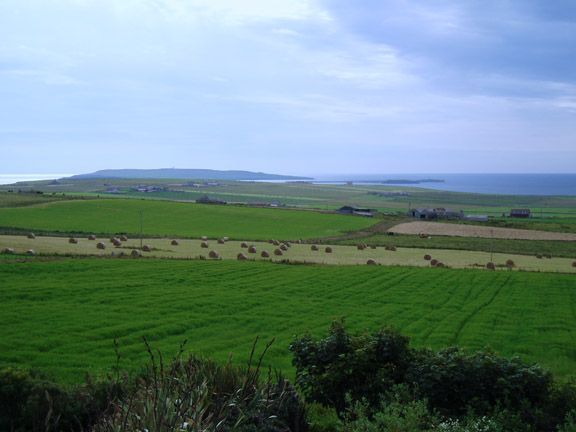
322, 0, 576, 85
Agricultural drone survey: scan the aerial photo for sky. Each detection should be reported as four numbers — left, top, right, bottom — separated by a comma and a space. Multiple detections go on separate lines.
0, 0, 575, 176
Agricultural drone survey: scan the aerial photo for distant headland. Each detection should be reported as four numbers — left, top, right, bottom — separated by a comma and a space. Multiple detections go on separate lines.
68, 169, 312, 181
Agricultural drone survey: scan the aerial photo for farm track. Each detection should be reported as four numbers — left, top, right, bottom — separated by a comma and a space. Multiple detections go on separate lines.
412, 272, 473, 345
450, 275, 510, 345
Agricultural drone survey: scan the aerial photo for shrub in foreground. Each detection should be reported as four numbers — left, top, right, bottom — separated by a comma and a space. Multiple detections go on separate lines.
1, 339, 307, 432
94, 339, 307, 432
290, 322, 576, 430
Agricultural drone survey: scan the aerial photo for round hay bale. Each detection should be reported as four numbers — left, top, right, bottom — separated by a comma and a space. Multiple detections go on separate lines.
536, 254, 543, 259
370, 245, 377, 250
241, 242, 248, 248
237, 253, 248, 261
171, 239, 179, 246
544, 254, 552, 259
268, 239, 274, 244
357, 244, 365, 251
96, 242, 106, 250
311, 244, 319, 251
572, 261, 576, 268
27, 233, 36, 239
218, 238, 225, 244
113, 239, 122, 247
119, 235, 128, 242
68, 237, 78, 244
131, 249, 142, 257
424, 254, 432, 261
272, 240, 280, 246
285, 242, 291, 248
2, 247, 15, 254
201, 241, 209, 248
385, 246, 397, 251
208, 250, 220, 259
436, 262, 445, 268
274, 248, 283, 256
325, 246, 333, 253
505, 259, 515, 268
486, 262, 496, 270
26, 249, 36, 256
142, 244, 152, 252
88, 234, 96, 240
109, 237, 119, 243
430, 259, 439, 266
201, 236, 208, 241
366, 259, 377, 265
280, 244, 288, 251
261, 250, 270, 258
248, 246, 257, 254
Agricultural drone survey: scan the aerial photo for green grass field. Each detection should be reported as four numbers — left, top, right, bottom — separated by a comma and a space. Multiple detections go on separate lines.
0, 199, 375, 240
1, 258, 575, 382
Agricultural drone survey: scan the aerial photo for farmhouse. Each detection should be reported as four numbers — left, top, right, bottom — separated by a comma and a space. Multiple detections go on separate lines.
409, 208, 463, 220
510, 208, 531, 218
337, 206, 377, 217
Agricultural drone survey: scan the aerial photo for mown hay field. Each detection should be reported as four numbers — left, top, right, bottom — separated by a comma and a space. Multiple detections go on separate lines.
1, 234, 575, 273
1, 258, 575, 382
389, 221, 576, 241
0, 199, 374, 239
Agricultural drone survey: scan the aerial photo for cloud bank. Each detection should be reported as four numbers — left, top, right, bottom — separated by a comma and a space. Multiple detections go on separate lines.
0, 0, 574, 174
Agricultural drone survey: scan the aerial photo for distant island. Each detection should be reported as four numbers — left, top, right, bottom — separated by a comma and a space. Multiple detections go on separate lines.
376, 179, 444, 184
313, 178, 445, 185
67, 169, 312, 181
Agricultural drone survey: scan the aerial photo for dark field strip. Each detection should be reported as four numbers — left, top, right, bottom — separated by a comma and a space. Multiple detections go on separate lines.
335, 233, 576, 258
1, 258, 575, 383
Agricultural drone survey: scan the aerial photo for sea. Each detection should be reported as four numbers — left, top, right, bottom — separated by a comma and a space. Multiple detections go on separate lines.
1, 173, 575, 196
0, 174, 74, 185
303, 173, 576, 196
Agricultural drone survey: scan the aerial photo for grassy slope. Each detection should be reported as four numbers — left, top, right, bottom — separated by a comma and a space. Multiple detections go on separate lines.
0, 199, 374, 240
1, 258, 575, 382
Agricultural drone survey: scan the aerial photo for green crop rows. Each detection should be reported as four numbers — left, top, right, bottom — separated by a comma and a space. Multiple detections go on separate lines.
1, 258, 575, 382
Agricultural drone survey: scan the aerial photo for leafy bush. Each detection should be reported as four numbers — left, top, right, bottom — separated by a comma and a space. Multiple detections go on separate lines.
290, 320, 412, 413
290, 322, 576, 430
0, 367, 123, 432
